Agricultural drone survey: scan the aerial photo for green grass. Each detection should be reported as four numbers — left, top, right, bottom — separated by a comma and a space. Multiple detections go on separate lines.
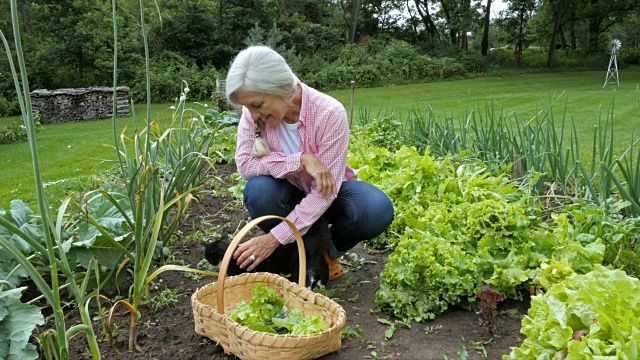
2, 68, 640, 210
327, 66, 640, 157
0, 102, 201, 209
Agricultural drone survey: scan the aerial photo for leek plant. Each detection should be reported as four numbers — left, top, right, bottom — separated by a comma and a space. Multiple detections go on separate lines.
402, 95, 632, 207
82, 0, 217, 352
0, 2, 101, 359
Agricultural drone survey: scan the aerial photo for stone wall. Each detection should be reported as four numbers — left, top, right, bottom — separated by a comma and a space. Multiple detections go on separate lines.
30, 86, 130, 124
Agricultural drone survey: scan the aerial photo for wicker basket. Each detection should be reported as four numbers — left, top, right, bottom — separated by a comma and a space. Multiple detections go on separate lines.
192, 215, 347, 360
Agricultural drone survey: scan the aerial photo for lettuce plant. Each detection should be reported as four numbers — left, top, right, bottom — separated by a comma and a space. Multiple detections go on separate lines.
0, 287, 44, 360
505, 265, 640, 359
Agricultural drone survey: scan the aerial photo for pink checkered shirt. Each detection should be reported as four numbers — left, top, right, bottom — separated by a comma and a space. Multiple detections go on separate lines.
235, 83, 358, 244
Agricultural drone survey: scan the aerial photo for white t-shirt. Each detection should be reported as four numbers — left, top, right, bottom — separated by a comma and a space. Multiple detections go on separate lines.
279, 121, 300, 154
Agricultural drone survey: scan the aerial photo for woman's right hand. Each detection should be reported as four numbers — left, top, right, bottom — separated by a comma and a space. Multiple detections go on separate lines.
301, 153, 336, 199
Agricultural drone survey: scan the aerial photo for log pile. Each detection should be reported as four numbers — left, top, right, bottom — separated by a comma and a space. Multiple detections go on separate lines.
30, 87, 130, 124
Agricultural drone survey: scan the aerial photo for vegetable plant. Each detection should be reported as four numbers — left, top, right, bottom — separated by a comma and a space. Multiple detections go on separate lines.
0, 5, 102, 358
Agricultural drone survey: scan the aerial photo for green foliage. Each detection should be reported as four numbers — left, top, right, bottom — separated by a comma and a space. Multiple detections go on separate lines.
0, 115, 41, 144
351, 115, 404, 152
505, 265, 640, 359
377, 230, 479, 321
230, 283, 328, 335
0, 200, 47, 289
348, 143, 606, 321
0, 95, 18, 117
565, 204, 640, 277
130, 53, 222, 103
203, 109, 239, 164
231, 283, 287, 326
0, 287, 44, 360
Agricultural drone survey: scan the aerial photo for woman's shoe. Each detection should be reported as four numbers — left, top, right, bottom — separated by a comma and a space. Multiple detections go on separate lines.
323, 249, 344, 280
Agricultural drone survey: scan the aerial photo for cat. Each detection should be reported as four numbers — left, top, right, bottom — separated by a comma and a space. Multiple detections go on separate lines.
204, 218, 331, 289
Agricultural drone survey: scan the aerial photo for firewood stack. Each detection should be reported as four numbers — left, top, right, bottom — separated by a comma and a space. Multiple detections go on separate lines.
30, 86, 130, 124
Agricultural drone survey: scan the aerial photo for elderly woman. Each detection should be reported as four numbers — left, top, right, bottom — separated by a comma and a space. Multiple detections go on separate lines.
225, 45, 394, 280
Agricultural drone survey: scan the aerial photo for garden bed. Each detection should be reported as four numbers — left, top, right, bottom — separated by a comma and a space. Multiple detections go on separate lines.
54, 163, 528, 359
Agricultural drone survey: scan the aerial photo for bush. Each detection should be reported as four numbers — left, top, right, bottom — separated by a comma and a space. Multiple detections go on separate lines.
130, 52, 223, 103
0, 95, 18, 117
0, 114, 42, 145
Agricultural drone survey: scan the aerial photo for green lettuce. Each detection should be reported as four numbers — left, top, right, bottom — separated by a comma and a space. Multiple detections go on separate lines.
505, 265, 640, 359
0, 287, 44, 360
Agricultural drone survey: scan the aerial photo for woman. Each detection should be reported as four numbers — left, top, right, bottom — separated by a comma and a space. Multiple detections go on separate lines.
225, 45, 394, 280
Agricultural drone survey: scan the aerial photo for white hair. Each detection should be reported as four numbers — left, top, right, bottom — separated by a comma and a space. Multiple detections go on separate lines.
225, 45, 298, 106
226, 46, 299, 158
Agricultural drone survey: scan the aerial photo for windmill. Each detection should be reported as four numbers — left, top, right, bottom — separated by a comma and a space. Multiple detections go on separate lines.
603, 39, 621, 88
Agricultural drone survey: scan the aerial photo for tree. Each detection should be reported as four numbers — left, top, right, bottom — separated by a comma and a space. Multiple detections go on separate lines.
412, 0, 439, 40
497, 0, 537, 62
579, 0, 638, 52
340, 0, 362, 43
547, 0, 566, 68
481, 0, 492, 55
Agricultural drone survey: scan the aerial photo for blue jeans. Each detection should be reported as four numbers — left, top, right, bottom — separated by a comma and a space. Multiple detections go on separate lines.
243, 176, 394, 254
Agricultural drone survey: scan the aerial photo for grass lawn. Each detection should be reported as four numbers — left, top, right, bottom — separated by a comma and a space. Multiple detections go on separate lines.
328, 66, 640, 156
2, 68, 640, 209
0, 102, 195, 208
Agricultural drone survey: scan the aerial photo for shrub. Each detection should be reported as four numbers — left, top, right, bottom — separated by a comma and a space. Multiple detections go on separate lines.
0, 94, 18, 117
0, 114, 42, 144
130, 52, 223, 103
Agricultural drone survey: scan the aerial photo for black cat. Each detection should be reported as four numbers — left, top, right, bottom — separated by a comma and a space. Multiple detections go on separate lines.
204, 218, 331, 289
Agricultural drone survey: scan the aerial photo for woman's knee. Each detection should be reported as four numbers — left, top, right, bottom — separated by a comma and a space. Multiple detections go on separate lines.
243, 176, 303, 218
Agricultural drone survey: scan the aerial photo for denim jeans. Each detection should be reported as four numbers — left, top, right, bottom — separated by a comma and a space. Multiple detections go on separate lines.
243, 176, 394, 255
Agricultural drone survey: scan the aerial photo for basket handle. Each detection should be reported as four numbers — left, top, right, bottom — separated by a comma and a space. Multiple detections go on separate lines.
216, 215, 307, 313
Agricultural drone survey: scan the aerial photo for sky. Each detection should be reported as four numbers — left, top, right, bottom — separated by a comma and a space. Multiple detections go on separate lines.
490, 0, 509, 19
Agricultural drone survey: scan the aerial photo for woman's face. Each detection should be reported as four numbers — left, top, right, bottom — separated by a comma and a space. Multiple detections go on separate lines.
234, 88, 291, 126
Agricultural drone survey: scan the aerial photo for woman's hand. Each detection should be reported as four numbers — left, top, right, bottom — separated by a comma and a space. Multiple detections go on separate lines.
233, 233, 281, 271
301, 153, 336, 199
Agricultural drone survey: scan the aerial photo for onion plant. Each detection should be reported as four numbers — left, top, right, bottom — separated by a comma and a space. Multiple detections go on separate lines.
84, 0, 217, 352
0, 2, 101, 358
402, 94, 633, 207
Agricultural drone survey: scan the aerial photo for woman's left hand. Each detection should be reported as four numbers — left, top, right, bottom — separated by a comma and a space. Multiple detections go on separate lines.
301, 153, 336, 199
233, 233, 281, 271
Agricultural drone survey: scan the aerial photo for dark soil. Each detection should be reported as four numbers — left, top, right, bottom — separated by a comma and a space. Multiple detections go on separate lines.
54, 163, 528, 360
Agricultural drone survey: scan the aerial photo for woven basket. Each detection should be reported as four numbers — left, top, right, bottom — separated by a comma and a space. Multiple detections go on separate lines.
192, 215, 347, 360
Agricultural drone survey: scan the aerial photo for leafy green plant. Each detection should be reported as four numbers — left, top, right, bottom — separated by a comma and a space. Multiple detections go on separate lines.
0, 200, 47, 290
0, 287, 44, 360
0, 6, 102, 358
0, 114, 41, 144
424, 324, 443, 335
147, 286, 183, 311
341, 324, 362, 340
203, 109, 239, 164
505, 265, 640, 359
377, 318, 411, 340
93, 1, 217, 352
230, 284, 328, 335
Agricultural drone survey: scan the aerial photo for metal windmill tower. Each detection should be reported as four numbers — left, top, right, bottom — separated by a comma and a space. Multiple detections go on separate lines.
603, 39, 621, 88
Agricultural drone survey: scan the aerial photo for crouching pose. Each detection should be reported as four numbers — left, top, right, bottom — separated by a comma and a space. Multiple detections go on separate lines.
205, 218, 331, 289
223, 45, 394, 283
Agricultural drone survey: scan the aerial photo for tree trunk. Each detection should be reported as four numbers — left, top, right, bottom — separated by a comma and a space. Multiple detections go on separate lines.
515, 6, 525, 63
460, 0, 471, 50
350, 0, 361, 44
341, 0, 362, 43
587, 0, 600, 53
547, 0, 564, 68
19, 0, 32, 36
439, 0, 457, 45
588, 17, 601, 53
414, 0, 437, 39
407, 0, 420, 40
481, 0, 492, 56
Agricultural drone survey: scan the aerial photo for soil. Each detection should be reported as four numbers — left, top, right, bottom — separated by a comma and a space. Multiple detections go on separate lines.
51, 162, 528, 360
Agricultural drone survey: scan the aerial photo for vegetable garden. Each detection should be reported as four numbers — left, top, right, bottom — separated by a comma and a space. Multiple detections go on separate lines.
2, 0, 640, 359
